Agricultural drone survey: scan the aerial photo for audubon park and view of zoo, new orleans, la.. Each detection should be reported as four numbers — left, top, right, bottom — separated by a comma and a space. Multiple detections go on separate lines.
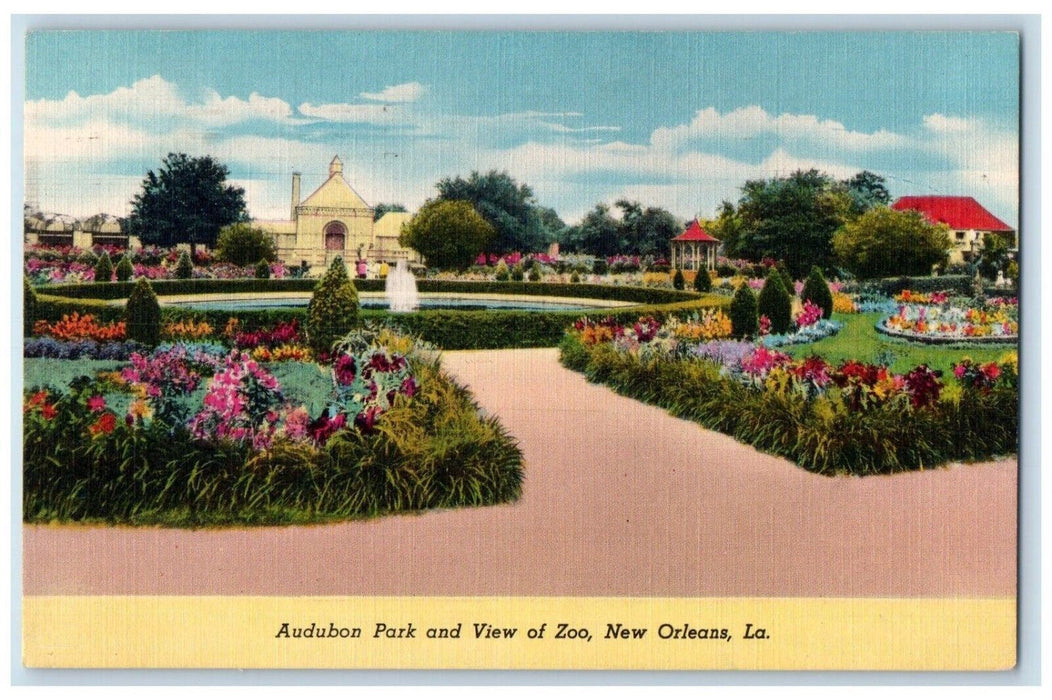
22, 31, 1017, 608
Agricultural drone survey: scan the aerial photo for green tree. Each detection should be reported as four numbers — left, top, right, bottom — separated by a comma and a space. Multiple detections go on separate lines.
977, 234, 1010, 280
435, 170, 555, 254
672, 269, 685, 290
306, 257, 360, 354
399, 199, 496, 270
126, 153, 248, 256
841, 170, 891, 216
527, 261, 542, 282
692, 267, 712, 293
833, 207, 951, 279
801, 266, 834, 319
757, 267, 792, 335
214, 223, 278, 266
124, 277, 161, 347
255, 259, 271, 279
729, 283, 758, 339
372, 203, 408, 222
115, 254, 134, 282
93, 251, 113, 284
23, 278, 37, 336
614, 199, 682, 257
174, 251, 194, 279
560, 203, 621, 257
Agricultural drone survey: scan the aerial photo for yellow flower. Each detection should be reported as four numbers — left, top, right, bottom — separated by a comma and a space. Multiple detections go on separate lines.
128, 398, 152, 421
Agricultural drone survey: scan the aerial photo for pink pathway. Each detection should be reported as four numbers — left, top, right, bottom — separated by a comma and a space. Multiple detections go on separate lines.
23, 349, 1016, 597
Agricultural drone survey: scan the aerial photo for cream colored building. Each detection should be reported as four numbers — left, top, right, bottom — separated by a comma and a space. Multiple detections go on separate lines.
255, 155, 419, 271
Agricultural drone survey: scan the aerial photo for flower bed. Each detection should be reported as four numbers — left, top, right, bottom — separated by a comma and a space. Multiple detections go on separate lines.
560, 323, 1018, 475
23, 327, 523, 526
878, 295, 1018, 344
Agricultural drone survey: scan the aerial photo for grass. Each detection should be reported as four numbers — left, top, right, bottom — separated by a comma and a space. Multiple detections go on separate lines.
782, 312, 1015, 375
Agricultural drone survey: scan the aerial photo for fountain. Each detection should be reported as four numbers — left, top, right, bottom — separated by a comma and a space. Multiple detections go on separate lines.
385, 259, 419, 312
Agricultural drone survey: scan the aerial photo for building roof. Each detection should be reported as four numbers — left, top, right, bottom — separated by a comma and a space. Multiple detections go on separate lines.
890, 196, 1013, 232
373, 211, 413, 239
672, 219, 719, 243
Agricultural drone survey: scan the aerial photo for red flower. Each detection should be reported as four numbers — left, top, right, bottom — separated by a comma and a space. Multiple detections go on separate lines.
40, 404, 58, 420
89, 412, 117, 435
26, 391, 49, 409
333, 354, 357, 385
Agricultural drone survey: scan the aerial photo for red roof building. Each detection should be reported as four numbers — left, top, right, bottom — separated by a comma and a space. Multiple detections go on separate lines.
671, 219, 720, 271
890, 196, 1016, 263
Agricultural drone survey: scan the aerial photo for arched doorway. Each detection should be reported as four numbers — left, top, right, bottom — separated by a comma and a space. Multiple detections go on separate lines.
324, 221, 347, 251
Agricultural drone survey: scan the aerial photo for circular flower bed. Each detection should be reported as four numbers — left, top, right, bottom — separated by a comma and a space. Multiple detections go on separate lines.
878, 295, 1018, 344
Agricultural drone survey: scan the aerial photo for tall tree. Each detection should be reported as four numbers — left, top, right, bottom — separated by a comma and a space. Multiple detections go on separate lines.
399, 199, 495, 270
841, 170, 891, 216
435, 170, 553, 254
614, 199, 682, 258
560, 203, 622, 257
832, 206, 951, 278
126, 153, 248, 256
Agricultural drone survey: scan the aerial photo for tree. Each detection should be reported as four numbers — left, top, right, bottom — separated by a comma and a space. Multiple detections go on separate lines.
757, 268, 792, 335
841, 170, 891, 216
214, 223, 278, 266
977, 234, 1010, 280
23, 278, 37, 335
115, 254, 134, 282
175, 251, 193, 279
399, 199, 495, 270
833, 207, 951, 279
372, 203, 408, 222
126, 153, 248, 256
672, 269, 685, 290
124, 278, 161, 347
693, 267, 712, 293
801, 266, 834, 319
729, 283, 758, 339
306, 257, 360, 354
93, 251, 113, 284
435, 170, 555, 254
614, 199, 682, 257
560, 203, 621, 257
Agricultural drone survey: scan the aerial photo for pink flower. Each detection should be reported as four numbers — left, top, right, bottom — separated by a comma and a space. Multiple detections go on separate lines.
86, 395, 106, 413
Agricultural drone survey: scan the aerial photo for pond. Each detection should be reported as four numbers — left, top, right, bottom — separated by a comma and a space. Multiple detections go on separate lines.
164, 295, 609, 312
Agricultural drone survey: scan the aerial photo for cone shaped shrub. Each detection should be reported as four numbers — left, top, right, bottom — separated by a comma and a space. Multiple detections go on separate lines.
24, 278, 37, 335
494, 259, 510, 281
757, 267, 792, 335
672, 269, 685, 290
528, 261, 542, 282
93, 251, 113, 283
777, 263, 795, 299
124, 277, 161, 346
729, 283, 758, 339
693, 266, 712, 293
307, 256, 360, 354
115, 254, 134, 282
175, 250, 193, 279
801, 266, 834, 319
511, 264, 525, 281
255, 259, 271, 279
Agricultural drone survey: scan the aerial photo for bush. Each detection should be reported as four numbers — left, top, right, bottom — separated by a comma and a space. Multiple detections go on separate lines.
593, 259, 608, 275
93, 251, 113, 283
776, 263, 795, 298
24, 278, 38, 335
861, 275, 972, 297
214, 223, 278, 266
115, 254, 134, 282
693, 268, 712, 293
306, 257, 360, 354
174, 251, 193, 279
801, 266, 834, 319
494, 259, 510, 281
527, 261, 541, 282
510, 264, 525, 282
124, 277, 162, 347
255, 259, 271, 280
757, 268, 792, 335
570, 271, 581, 284
729, 283, 758, 339
672, 269, 685, 290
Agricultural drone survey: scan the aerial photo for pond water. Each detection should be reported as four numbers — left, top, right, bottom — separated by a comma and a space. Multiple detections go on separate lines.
168, 296, 597, 312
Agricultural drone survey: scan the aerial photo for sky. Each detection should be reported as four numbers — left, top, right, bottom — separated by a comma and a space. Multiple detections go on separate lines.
23, 30, 1020, 227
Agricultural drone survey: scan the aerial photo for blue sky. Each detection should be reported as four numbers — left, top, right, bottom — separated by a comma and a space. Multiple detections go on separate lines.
24, 30, 1019, 227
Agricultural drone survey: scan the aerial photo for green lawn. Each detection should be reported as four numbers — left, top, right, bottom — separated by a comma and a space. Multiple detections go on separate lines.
782, 312, 1015, 375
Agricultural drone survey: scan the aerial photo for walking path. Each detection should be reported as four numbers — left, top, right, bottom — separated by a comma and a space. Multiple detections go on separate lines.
23, 348, 1016, 597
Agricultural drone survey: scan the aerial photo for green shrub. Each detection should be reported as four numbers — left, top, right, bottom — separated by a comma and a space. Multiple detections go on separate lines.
175, 251, 193, 279
255, 259, 271, 279
693, 268, 712, 293
306, 257, 360, 354
777, 263, 795, 298
124, 277, 161, 346
214, 223, 278, 266
858, 275, 972, 297
757, 268, 792, 334
593, 259, 608, 275
24, 278, 38, 335
93, 251, 113, 283
570, 270, 581, 284
672, 269, 685, 290
510, 264, 525, 282
801, 266, 834, 319
729, 283, 758, 339
115, 254, 134, 282
494, 259, 510, 281
528, 261, 542, 282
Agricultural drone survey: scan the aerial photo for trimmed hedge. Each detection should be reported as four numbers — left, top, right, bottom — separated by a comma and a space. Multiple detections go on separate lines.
559, 333, 1018, 476
858, 275, 973, 297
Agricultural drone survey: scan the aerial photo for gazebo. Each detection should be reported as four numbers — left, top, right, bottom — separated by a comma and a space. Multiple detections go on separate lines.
670, 219, 719, 271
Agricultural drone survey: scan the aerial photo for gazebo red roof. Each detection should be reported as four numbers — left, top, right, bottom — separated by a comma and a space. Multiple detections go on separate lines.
890, 196, 1013, 232
672, 219, 719, 243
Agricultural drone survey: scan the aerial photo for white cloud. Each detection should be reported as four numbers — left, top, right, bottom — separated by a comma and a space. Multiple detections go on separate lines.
359, 82, 426, 103
297, 101, 411, 124
923, 113, 973, 133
